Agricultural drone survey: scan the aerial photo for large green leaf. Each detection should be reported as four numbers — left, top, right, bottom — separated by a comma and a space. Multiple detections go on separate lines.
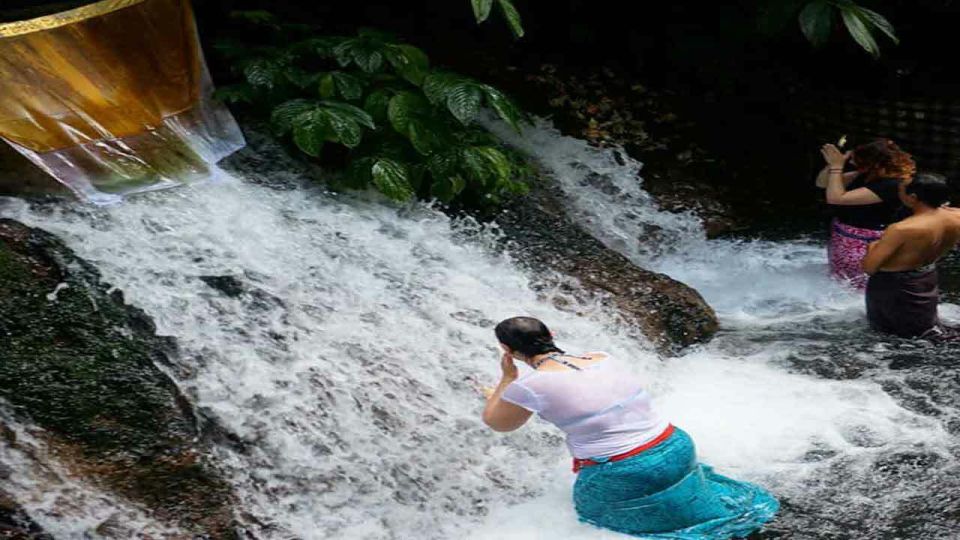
271, 99, 316, 134
461, 147, 491, 185
387, 92, 429, 133
344, 157, 375, 188
364, 89, 393, 123
321, 110, 364, 148
287, 68, 319, 89
446, 83, 484, 124
320, 100, 376, 129
318, 74, 337, 98
385, 44, 430, 85
372, 159, 414, 201
481, 85, 522, 131
472, 0, 494, 22
798, 1, 834, 47
467, 146, 512, 185
430, 175, 466, 202
840, 7, 879, 57
431, 176, 455, 203
497, 0, 524, 38
857, 6, 898, 45
423, 72, 462, 105
354, 47, 384, 73
292, 113, 327, 157
242, 58, 281, 89
331, 71, 365, 100
406, 122, 435, 155
427, 151, 458, 179
333, 40, 357, 67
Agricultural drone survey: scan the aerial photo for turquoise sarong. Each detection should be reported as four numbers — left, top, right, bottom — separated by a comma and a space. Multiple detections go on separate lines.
573, 428, 779, 539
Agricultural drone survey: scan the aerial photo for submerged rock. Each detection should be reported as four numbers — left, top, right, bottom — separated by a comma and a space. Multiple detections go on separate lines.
497, 186, 718, 352
0, 219, 236, 536
0, 489, 50, 539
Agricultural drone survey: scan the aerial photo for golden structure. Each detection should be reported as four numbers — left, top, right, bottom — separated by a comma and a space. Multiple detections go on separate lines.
0, 0, 244, 203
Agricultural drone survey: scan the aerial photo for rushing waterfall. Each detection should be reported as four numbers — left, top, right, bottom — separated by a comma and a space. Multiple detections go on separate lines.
1, 120, 956, 538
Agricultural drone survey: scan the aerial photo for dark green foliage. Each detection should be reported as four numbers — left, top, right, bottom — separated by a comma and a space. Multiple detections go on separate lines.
471, 0, 524, 38
758, 0, 898, 56
215, 14, 531, 207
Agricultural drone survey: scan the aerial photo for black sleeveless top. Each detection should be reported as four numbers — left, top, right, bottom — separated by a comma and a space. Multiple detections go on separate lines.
830, 176, 905, 230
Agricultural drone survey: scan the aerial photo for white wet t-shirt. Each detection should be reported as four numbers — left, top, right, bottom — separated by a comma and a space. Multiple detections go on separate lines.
501, 354, 669, 459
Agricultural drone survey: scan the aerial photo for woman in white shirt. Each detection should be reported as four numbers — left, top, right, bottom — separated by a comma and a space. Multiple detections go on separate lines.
482, 317, 778, 539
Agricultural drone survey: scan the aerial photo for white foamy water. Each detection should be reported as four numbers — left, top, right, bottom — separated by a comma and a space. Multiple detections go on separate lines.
0, 121, 951, 538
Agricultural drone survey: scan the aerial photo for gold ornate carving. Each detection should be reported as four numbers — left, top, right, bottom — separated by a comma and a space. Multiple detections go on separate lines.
0, 0, 147, 38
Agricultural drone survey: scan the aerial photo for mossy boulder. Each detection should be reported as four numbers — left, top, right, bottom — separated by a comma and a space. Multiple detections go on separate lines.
497, 187, 718, 353
0, 219, 236, 536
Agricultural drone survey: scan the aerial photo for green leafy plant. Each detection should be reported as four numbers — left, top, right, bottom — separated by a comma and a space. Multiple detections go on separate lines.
759, 0, 898, 57
215, 17, 531, 206
471, 0, 524, 38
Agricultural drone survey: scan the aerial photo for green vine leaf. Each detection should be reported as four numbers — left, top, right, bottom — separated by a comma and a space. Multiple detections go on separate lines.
497, 0, 524, 38
446, 84, 484, 124
292, 113, 327, 157
385, 44, 430, 85
472, 0, 494, 22
857, 6, 898, 45
271, 99, 316, 134
798, 1, 834, 48
840, 7, 879, 57
481, 85, 523, 131
372, 159, 414, 201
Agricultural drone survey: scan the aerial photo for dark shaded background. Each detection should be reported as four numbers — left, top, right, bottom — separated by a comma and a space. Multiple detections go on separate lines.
3, 0, 960, 209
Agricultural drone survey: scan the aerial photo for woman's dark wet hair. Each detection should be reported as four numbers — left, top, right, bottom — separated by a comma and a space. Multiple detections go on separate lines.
852, 139, 916, 180
906, 173, 950, 207
495, 317, 564, 358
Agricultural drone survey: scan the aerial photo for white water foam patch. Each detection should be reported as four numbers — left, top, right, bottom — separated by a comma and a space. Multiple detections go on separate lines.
487, 118, 863, 324
0, 408, 179, 538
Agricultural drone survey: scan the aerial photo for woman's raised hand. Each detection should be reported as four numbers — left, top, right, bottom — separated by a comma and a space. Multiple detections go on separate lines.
501, 351, 519, 382
821, 143, 851, 168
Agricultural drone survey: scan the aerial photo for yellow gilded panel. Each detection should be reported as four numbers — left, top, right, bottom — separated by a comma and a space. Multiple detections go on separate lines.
0, 0, 201, 152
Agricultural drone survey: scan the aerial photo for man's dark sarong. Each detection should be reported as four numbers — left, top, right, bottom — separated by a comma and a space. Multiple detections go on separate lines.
866, 266, 939, 338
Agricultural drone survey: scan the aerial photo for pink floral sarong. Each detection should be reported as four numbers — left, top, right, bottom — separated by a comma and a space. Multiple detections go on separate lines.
828, 219, 884, 289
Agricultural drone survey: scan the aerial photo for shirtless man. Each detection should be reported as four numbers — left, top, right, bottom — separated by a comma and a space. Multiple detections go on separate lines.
862, 173, 960, 338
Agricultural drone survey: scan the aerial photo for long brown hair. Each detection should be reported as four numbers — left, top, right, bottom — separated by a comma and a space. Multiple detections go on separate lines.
851, 139, 916, 181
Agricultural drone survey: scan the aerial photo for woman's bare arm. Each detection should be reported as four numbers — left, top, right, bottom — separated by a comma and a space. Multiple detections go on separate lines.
481, 352, 533, 432
815, 166, 858, 189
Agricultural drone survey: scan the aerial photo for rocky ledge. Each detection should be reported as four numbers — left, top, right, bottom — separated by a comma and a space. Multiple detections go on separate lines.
0, 220, 236, 536
497, 184, 718, 353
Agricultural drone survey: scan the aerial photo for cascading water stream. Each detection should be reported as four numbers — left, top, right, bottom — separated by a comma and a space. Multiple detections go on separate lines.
0, 120, 955, 538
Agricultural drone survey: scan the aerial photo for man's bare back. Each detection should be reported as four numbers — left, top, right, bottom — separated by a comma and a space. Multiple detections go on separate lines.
863, 207, 960, 274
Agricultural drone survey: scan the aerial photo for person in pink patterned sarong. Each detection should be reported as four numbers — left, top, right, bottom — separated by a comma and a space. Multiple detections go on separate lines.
816, 139, 916, 289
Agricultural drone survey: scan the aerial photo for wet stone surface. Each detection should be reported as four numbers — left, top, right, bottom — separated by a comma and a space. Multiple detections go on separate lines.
0, 219, 237, 536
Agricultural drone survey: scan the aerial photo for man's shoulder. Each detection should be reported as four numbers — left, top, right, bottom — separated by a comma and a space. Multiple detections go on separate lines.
885, 219, 927, 238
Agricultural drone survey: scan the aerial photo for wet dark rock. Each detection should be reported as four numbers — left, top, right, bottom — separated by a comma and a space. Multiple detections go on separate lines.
0, 219, 237, 536
0, 490, 50, 540
497, 184, 718, 352
201, 275, 246, 298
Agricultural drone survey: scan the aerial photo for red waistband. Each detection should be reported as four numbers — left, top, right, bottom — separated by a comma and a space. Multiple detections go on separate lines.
572, 424, 675, 473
